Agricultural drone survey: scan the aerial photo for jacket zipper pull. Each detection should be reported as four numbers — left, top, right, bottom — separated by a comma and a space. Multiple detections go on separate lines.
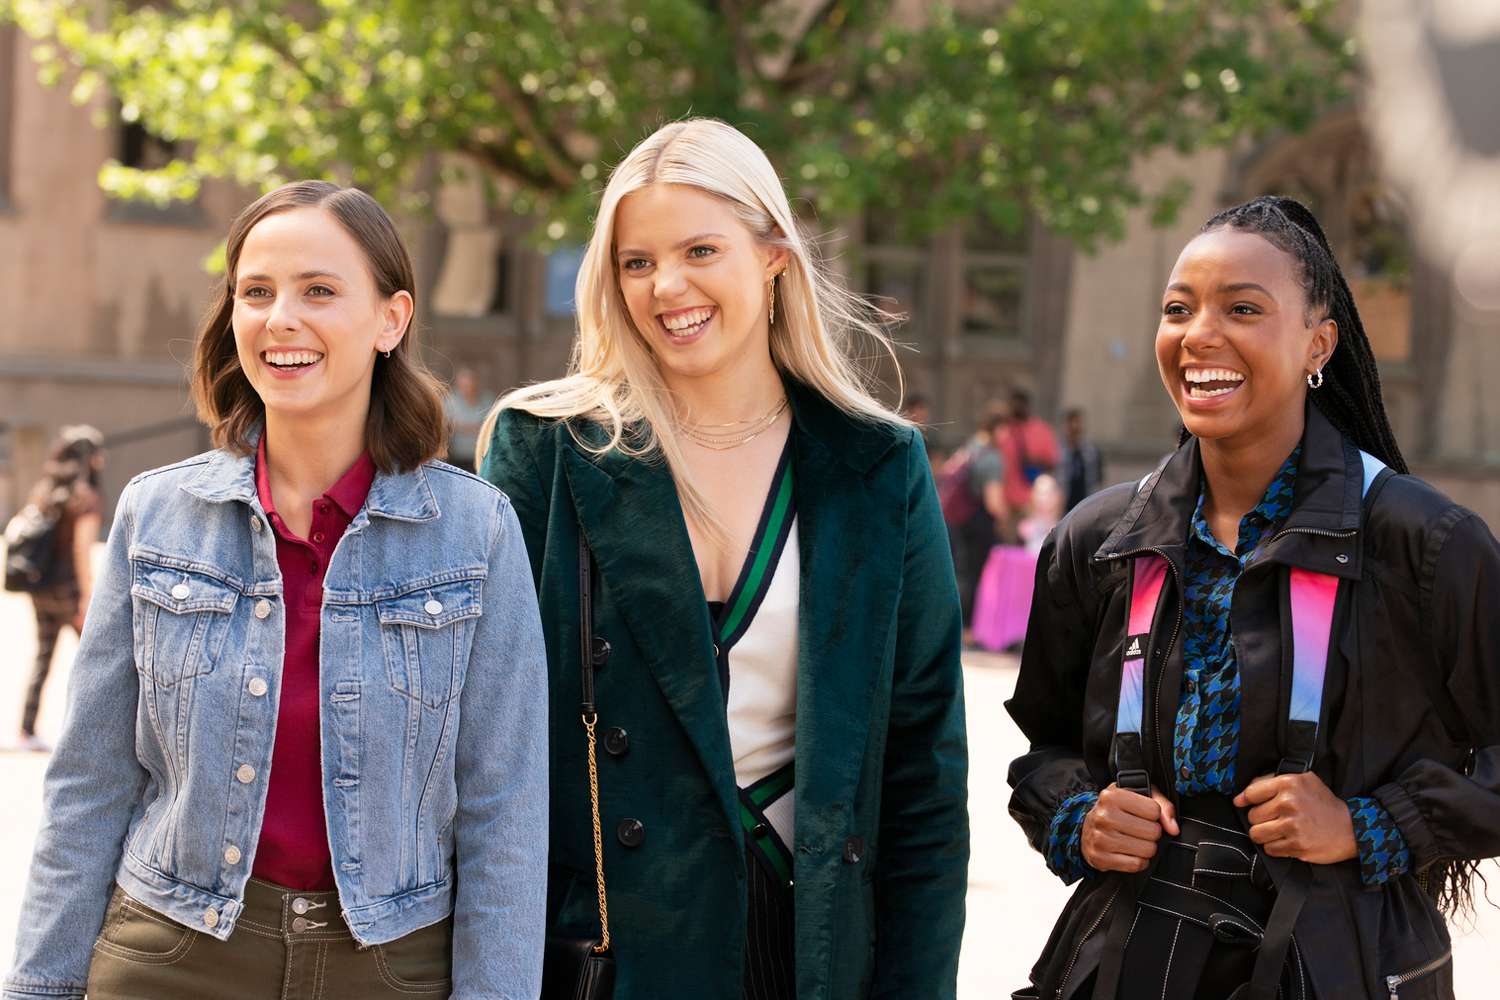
1386, 975, 1400, 1000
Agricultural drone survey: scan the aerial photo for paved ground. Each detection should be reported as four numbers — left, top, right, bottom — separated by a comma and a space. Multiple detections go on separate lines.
0, 575, 1496, 995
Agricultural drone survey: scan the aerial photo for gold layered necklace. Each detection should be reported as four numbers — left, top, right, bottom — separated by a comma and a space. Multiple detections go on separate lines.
678, 396, 789, 451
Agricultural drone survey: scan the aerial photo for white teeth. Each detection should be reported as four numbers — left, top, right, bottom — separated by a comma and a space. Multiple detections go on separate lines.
661, 307, 714, 332
1188, 385, 1238, 398
1184, 367, 1245, 384
264, 350, 323, 366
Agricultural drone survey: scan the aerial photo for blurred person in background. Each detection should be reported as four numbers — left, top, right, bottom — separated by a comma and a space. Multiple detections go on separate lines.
4, 182, 548, 1000
482, 118, 968, 1000
1008, 196, 1500, 1000
941, 404, 1008, 631
996, 388, 1059, 525
1059, 407, 1103, 512
11, 425, 105, 752
443, 365, 490, 471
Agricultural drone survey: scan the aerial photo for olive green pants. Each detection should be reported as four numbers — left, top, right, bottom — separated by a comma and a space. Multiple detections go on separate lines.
86, 879, 452, 999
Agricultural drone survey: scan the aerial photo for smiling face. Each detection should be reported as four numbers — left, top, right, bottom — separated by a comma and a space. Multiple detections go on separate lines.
612, 183, 787, 388
231, 206, 412, 428
1156, 228, 1337, 448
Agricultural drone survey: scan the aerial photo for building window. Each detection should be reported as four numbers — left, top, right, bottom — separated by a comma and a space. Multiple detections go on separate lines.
117, 119, 178, 171
960, 215, 1029, 338
860, 212, 927, 331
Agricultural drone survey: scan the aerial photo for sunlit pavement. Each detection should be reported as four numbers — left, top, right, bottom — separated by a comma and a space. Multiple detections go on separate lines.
1, 581, 1495, 995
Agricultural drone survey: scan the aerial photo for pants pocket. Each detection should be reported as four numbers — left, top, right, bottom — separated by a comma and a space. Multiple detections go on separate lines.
91, 887, 197, 966
370, 917, 454, 993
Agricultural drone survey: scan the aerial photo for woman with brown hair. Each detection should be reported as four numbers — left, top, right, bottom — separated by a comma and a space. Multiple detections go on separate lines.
4, 181, 548, 1000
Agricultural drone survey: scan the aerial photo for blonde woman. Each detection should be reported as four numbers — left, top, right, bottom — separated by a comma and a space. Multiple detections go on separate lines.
480, 119, 969, 999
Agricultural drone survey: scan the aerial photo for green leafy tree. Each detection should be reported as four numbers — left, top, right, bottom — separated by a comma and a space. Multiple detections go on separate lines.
1, 0, 1353, 246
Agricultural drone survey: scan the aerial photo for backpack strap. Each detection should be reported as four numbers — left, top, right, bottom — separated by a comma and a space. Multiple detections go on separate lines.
1111, 555, 1169, 795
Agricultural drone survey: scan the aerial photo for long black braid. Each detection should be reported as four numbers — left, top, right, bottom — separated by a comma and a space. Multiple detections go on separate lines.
1200, 195, 1410, 474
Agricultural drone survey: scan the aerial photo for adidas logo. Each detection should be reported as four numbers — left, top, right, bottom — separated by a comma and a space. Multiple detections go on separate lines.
1125, 637, 1143, 657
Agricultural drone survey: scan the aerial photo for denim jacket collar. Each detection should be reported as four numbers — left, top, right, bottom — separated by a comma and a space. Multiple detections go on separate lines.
180, 430, 439, 523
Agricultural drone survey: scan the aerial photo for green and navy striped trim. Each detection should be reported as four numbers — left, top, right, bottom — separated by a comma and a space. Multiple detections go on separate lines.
714, 436, 796, 655
739, 762, 796, 886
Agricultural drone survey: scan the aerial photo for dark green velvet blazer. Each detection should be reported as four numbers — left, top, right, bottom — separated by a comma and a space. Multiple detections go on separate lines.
480, 380, 969, 1000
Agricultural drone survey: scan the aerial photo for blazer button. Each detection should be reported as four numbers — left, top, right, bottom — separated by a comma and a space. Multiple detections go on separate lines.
843, 835, 865, 864
604, 727, 629, 756
616, 818, 645, 848
591, 636, 612, 667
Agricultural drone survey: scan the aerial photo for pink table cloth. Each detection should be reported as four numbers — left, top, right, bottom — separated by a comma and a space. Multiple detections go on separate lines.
972, 544, 1038, 652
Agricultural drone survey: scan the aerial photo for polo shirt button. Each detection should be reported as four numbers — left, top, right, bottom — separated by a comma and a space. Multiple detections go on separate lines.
202, 908, 219, 928
171, 583, 191, 600
616, 818, 645, 848
236, 764, 256, 784
424, 599, 443, 616
254, 599, 271, 620
224, 844, 242, 865
292, 897, 310, 914
312, 531, 326, 544
248, 677, 268, 697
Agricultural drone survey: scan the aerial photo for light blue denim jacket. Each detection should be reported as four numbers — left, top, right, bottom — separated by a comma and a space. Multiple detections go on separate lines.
4, 445, 548, 1000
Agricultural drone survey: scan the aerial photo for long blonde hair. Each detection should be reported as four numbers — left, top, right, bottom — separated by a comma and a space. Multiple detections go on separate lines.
479, 118, 907, 529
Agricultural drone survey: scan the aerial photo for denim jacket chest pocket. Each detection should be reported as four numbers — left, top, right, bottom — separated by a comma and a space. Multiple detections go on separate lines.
375, 577, 484, 708
129, 558, 241, 687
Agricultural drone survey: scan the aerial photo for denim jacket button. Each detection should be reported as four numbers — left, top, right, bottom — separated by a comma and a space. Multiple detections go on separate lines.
202, 908, 219, 928
424, 599, 444, 616
248, 677, 268, 697
236, 764, 256, 784
223, 844, 242, 865
250, 515, 264, 532
171, 583, 191, 600
254, 599, 271, 620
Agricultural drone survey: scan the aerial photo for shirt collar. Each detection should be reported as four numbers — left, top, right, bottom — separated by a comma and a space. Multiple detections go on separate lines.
1189, 446, 1301, 557
254, 433, 377, 522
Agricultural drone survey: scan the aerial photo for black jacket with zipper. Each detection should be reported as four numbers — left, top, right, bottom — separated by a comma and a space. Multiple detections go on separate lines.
1006, 404, 1500, 1000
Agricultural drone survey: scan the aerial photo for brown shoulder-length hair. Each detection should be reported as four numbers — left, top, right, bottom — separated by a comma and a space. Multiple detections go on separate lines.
191, 180, 447, 473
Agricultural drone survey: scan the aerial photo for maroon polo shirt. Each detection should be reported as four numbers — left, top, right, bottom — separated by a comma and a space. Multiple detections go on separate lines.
252, 435, 376, 891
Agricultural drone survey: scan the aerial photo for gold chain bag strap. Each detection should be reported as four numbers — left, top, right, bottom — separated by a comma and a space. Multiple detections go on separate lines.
540, 534, 616, 999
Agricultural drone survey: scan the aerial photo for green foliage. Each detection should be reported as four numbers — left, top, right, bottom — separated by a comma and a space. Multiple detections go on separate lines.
1, 0, 1352, 248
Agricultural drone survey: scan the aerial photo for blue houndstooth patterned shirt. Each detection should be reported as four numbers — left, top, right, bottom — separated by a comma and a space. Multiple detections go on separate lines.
1044, 448, 1409, 886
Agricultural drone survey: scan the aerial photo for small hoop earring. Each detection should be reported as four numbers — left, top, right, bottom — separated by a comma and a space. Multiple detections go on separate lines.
1306, 368, 1323, 389
383, 349, 392, 359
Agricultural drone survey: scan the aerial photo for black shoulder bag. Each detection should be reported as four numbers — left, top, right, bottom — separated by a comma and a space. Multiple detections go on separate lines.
541, 535, 616, 1000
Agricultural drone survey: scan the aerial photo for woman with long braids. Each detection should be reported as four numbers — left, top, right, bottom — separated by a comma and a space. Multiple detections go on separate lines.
1007, 195, 1500, 999
481, 118, 969, 998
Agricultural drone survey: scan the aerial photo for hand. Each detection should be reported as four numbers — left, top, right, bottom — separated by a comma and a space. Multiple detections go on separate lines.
1081, 782, 1180, 873
1233, 772, 1357, 865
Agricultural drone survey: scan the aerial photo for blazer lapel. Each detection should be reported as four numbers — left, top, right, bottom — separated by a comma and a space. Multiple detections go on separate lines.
790, 402, 905, 839
559, 437, 740, 827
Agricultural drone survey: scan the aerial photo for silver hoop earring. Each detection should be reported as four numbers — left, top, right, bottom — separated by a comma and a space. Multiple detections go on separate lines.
1306, 368, 1323, 389
383, 349, 392, 359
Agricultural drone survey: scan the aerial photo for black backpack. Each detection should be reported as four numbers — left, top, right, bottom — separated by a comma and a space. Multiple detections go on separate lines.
4, 504, 61, 592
